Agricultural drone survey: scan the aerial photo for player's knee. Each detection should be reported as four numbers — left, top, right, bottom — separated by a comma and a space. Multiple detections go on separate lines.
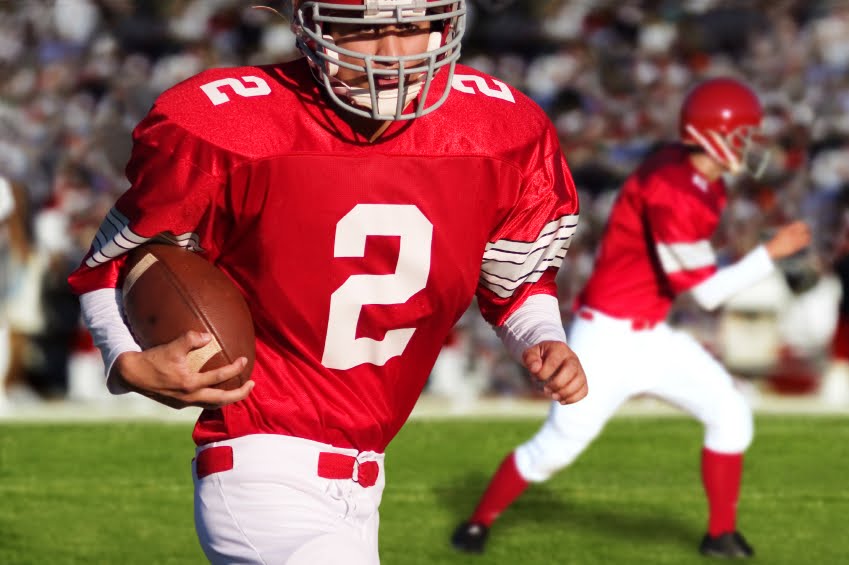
515, 425, 598, 482
286, 533, 376, 565
704, 390, 753, 453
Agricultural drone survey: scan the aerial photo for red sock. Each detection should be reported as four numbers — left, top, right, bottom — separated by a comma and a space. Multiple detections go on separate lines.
701, 448, 743, 536
468, 452, 529, 527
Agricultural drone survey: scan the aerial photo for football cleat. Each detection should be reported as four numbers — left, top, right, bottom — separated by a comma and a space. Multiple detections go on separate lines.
451, 521, 490, 554
699, 531, 754, 558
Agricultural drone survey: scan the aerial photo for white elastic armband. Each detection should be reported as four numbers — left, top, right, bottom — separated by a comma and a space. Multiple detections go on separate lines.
689, 245, 775, 311
494, 294, 567, 363
80, 288, 141, 395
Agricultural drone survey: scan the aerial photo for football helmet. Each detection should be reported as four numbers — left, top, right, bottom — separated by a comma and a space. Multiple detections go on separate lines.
680, 77, 769, 178
292, 0, 466, 120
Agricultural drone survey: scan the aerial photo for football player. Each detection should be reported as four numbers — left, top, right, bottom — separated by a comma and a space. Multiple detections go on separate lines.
67, 1, 587, 563
451, 77, 812, 559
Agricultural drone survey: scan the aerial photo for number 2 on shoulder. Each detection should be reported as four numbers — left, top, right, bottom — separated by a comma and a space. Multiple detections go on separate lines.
200, 76, 271, 106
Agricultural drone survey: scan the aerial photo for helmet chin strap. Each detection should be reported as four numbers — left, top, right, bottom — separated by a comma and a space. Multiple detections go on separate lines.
686, 124, 742, 174
323, 31, 442, 116
685, 124, 770, 179
333, 81, 425, 117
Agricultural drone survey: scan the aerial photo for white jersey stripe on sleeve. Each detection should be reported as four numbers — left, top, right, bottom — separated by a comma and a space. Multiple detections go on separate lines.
480, 214, 577, 298
481, 258, 566, 297
85, 206, 201, 267
482, 248, 567, 277
656, 239, 716, 274
483, 236, 572, 264
485, 216, 578, 255
160, 231, 203, 251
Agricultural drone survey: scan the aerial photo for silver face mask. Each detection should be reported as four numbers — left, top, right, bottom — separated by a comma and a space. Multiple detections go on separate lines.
293, 0, 466, 121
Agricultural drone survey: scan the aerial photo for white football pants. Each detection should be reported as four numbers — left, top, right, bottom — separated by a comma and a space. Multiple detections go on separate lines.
194, 434, 384, 564
515, 309, 753, 482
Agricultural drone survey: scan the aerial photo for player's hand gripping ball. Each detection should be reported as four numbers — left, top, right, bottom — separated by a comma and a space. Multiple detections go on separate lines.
121, 243, 255, 390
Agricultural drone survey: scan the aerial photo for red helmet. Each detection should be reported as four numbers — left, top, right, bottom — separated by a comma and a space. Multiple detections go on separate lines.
679, 77, 769, 177
292, 0, 466, 121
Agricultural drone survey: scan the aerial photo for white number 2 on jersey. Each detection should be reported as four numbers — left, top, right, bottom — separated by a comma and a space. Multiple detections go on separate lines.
200, 76, 271, 106
322, 204, 433, 370
451, 74, 516, 103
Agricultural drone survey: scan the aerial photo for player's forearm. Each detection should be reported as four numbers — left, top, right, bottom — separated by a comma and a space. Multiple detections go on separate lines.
494, 293, 567, 362
688, 245, 775, 311
80, 288, 142, 394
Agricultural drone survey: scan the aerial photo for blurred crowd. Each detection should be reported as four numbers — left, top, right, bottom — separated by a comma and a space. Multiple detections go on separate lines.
1, 0, 849, 408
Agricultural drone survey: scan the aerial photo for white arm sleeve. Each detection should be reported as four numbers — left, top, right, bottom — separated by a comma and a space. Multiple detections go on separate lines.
689, 245, 776, 311
79, 288, 141, 395
493, 294, 567, 363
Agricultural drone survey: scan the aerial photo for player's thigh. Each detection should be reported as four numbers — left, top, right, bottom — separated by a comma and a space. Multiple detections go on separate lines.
646, 328, 735, 412
515, 387, 629, 481
554, 317, 651, 430
647, 328, 753, 450
195, 472, 379, 565
545, 362, 631, 434
515, 323, 636, 481
286, 530, 377, 565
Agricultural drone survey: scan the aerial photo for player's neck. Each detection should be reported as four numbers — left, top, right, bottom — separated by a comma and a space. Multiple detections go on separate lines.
334, 96, 418, 143
688, 152, 724, 182
342, 113, 394, 143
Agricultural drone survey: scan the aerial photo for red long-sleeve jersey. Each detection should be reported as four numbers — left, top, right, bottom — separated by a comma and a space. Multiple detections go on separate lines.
69, 60, 580, 452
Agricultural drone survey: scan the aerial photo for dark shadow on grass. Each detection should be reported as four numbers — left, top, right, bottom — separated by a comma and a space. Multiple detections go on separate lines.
437, 471, 702, 553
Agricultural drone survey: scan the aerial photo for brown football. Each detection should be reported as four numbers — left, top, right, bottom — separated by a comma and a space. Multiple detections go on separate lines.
121, 243, 255, 390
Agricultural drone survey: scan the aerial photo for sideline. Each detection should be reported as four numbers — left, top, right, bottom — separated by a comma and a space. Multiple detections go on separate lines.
2, 389, 848, 423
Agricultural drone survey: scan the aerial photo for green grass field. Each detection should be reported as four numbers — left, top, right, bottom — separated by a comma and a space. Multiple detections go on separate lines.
1, 415, 847, 564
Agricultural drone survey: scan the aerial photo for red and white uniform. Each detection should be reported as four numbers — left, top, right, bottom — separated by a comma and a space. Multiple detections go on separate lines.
578, 145, 725, 323
513, 144, 772, 484
462, 80, 774, 549
70, 59, 578, 563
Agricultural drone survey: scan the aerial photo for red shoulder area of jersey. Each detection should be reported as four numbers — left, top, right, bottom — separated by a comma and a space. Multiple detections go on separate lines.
433, 63, 554, 148
144, 60, 558, 167
146, 60, 322, 159
637, 145, 694, 184
379, 62, 561, 173
636, 144, 725, 206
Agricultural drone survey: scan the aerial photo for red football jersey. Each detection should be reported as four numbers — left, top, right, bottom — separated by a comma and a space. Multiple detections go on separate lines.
577, 144, 726, 323
68, 60, 580, 452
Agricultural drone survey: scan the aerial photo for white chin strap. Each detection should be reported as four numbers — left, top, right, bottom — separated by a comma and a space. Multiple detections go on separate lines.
685, 124, 770, 179
324, 31, 442, 116
335, 81, 425, 117
686, 124, 744, 174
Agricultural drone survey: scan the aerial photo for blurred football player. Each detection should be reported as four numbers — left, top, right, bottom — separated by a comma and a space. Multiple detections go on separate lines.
452, 77, 812, 559
67, 1, 587, 563
820, 207, 849, 404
